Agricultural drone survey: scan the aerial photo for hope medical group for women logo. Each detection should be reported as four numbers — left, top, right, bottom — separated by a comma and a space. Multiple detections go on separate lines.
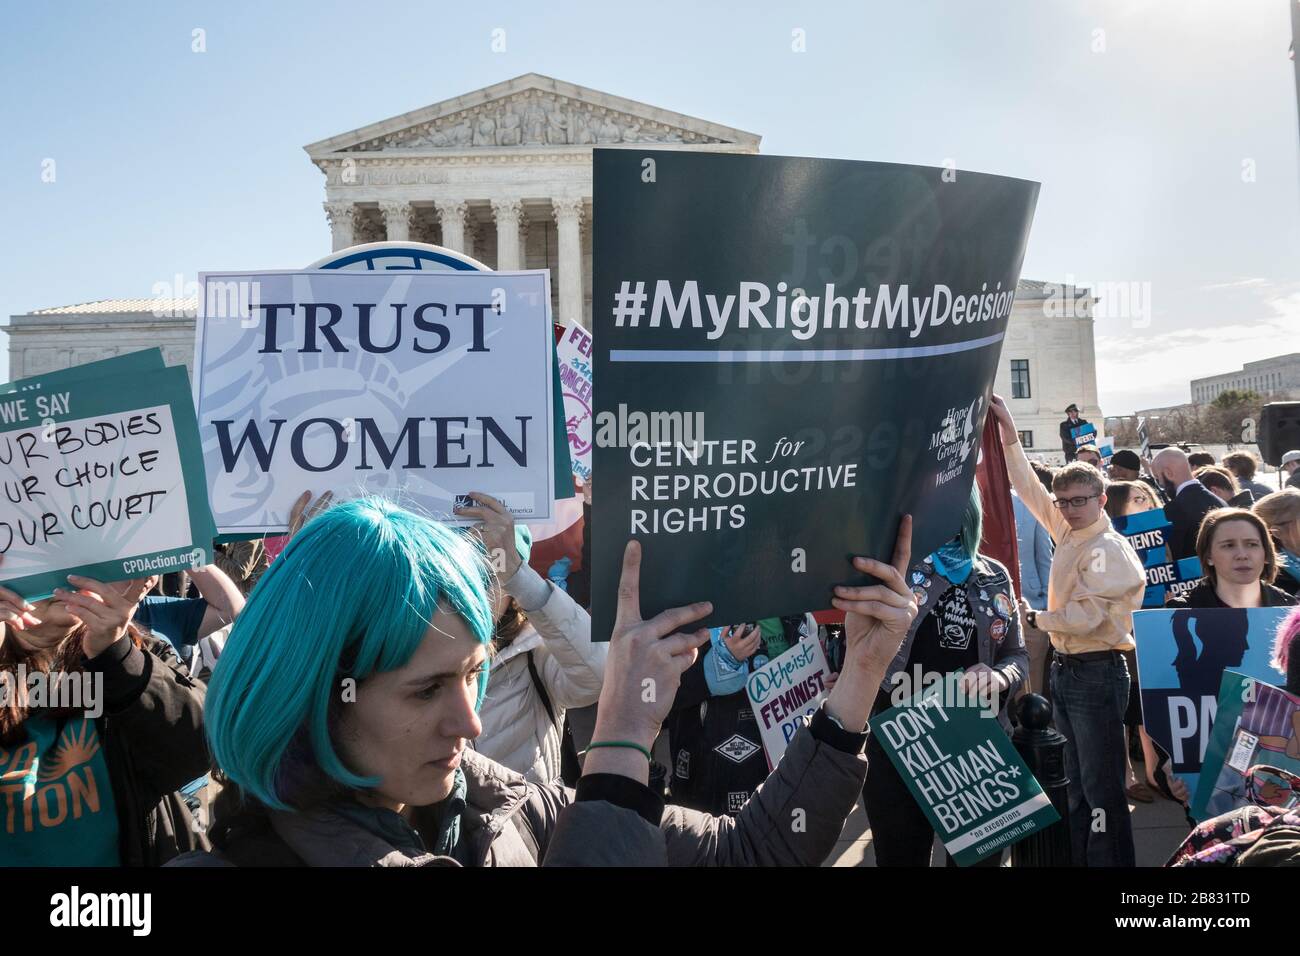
929, 395, 984, 488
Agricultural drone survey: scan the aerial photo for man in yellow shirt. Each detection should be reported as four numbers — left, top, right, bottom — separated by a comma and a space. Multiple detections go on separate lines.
989, 395, 1146, 867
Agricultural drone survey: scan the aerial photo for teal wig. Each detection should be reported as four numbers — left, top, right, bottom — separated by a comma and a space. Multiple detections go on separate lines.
205, 497, 495, 810
959, 483, 985, 564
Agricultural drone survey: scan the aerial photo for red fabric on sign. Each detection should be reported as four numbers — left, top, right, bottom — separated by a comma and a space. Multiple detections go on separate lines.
529, 510, 585, 576
813, 416, 1021, 627
976, 414, 1021, 600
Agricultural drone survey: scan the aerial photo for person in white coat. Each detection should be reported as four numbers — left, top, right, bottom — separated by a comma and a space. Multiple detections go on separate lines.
454, 492, 607, 785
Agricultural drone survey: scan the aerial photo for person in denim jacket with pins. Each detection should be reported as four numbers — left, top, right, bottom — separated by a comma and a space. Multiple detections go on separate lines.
863, 484, 1028, 866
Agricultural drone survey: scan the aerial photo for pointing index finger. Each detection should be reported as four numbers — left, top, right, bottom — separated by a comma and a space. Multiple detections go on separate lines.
616, 540, 643, 627
892, 514, 913, 579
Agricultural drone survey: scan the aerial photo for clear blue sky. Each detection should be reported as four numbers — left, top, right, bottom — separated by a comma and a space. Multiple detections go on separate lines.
2, 0, 1297, 414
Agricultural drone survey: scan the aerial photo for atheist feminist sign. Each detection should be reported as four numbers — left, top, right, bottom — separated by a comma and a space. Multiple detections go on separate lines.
194, 270, 555, 533
591, 151, 1039, 637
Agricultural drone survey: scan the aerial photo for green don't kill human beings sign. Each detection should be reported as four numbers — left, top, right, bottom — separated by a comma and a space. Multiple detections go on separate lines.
869, 687, 1059, 865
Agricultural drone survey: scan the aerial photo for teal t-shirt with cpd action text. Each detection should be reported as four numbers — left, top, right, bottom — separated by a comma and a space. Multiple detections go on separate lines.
0, 716, 120, 866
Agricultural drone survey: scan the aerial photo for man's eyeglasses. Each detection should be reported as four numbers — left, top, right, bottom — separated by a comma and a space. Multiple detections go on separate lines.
1052, 493, 1100, 510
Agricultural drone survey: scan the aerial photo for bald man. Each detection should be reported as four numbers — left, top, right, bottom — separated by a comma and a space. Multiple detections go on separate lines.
1149, 447, 1224, 561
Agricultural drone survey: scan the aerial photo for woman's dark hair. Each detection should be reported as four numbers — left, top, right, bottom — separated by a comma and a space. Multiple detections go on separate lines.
0, 621, 146, 746
492, 597, 528, 649
1104, 480, 1151, 520
1195, 508, 1278, 588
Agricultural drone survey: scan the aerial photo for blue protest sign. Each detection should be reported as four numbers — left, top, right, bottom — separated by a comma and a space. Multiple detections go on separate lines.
1134, 607, 1292, 798
1111, 507, 1203, 606
1070, 423, 1097, 449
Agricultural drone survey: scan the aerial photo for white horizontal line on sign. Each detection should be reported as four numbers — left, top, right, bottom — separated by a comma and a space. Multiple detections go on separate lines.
944, 790, 1053, 854
608, 332, 1005, 363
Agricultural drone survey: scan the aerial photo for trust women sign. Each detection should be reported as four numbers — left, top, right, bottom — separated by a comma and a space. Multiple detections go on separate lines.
193, 269, 556, 533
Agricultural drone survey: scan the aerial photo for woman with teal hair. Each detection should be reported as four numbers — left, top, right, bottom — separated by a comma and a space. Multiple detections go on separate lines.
860, 484, 1029, 867
177, 497, 922, 866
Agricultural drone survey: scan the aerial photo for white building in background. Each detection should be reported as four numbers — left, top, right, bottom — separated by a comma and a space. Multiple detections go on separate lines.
7, 298, 197, 380
7, 73, 1106, 448
1191, 353, 1300, 404
992, 280, 1104, 461
8, 74, 758, 378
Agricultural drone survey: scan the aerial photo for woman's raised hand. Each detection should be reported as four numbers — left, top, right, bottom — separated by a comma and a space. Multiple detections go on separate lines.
585, 541, 712, 783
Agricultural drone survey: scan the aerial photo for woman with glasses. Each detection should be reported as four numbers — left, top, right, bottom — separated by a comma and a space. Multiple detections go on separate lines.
1103, 481, 1155, 518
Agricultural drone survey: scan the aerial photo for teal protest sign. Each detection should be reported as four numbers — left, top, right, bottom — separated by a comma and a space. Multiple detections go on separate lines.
868, 688, 1059, 865
0, 363, 215, 600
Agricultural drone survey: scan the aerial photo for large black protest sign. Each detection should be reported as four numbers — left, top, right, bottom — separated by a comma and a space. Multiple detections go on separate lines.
591, 151, 1038, 639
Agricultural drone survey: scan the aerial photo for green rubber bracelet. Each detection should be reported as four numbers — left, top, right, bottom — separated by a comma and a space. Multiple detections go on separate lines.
585, 740, 653, 761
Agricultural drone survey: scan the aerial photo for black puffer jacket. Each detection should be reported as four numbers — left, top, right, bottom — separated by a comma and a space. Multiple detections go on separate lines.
172, 707, 870, 867
88, 632, 211, 865
1163, 580, 1296, 610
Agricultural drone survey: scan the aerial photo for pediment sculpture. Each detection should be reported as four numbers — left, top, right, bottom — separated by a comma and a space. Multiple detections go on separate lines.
344, 92, 706, 151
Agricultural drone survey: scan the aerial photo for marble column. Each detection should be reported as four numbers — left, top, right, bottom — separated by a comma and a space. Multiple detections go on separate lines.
379, 200, 415, 242
464, 217, 480, 262
434, 200, 469, 254
552, 198, 585, 326
517, 214, 530, 270
491, 199, 524, 271
324, 201, 358, 252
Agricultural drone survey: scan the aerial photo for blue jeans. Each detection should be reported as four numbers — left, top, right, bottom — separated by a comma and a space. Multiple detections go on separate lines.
1050, 653, 1136, 867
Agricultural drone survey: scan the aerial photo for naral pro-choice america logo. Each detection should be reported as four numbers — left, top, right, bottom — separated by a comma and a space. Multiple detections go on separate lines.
929, 396, 983, 488
714, 734, 760, 764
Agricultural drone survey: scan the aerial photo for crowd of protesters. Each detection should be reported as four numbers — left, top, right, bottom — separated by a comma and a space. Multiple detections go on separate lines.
3, 405, 1300, 868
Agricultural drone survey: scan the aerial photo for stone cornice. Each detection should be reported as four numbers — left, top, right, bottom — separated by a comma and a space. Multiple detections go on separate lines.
303, 74, 761, 157
9, 313, 197, 330
312, 141, 755, 167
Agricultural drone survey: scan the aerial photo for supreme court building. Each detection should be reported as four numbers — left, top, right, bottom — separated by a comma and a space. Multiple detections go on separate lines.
7, 73, 1102, 455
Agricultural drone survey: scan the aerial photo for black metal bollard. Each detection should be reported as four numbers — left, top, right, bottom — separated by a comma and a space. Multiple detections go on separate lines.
1010, 693, 1073, 866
